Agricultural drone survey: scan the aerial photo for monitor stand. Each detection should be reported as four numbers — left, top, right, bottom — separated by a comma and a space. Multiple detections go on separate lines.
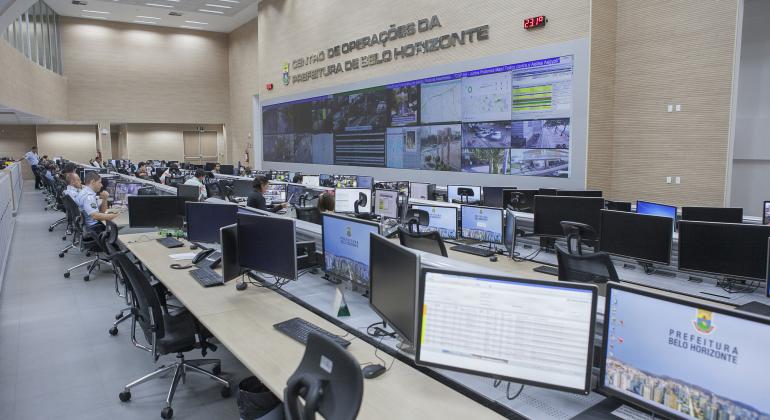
638, 262, 676, 278
236, 271, 275, 291
397, 340, 415, 356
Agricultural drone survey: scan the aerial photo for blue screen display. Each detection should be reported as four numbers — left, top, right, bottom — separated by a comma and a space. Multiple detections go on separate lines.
461, 206, 503, 244
411, 205, 458, 239
322, 215, 379, 284
604, 287, 770, 419
637, 201, 677, 221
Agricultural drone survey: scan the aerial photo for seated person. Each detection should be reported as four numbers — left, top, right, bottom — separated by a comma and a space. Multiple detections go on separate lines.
60, 162, 77, 181
292, 173, 303, 184
183, 169, 208, 201
64, 173, 82, 199
317, 192, 335, 213
134, 162, 149, 179
43, 164, 57, 182
158, 164, 179, 185
211, 163, 221, 174
92, 156, 103, 168
77, 172, 119, 235
247, 175, 288, 212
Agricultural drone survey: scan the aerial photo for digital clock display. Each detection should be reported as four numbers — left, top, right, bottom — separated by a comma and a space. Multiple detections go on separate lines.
524, 15, 547, 30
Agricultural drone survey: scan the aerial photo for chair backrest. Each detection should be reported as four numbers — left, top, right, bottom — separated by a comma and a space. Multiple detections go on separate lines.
112, 253, 166, 344
284, 332, 363, 420
560, 221, 597, 255
556, 245, 619, 285
398, 227, 447, 257
295, 206, 322, 225
103, 220, 120, 255
62, 194, 79, 226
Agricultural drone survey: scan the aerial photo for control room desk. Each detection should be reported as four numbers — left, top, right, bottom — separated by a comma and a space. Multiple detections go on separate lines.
120, 232, 506, 420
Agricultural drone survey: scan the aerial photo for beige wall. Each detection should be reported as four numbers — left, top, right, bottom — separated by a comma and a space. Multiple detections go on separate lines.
36, 125, 98, 163
59, 17, 230, 124
608, 0, 739, 207
228, 18, 259, 167
0, 125, 36, 179
124, 123, 225, 162
258, 0, 591, 99
0, 40, 68, 120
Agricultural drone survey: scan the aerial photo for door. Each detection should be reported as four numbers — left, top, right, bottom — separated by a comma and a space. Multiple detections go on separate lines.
183, 130, 218, 164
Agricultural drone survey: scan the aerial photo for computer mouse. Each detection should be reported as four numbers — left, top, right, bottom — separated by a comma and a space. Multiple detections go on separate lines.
362, 364, 386, 379
489, 256, 498, 262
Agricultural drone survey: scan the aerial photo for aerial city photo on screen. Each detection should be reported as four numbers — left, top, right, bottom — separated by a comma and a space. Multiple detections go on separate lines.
263, 55, 574, 178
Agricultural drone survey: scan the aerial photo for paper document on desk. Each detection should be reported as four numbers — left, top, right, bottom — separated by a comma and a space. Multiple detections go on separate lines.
169, 252, 197, 261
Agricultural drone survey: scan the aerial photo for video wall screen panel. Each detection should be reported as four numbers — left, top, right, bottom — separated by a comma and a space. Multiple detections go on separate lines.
263, 55, 574, 178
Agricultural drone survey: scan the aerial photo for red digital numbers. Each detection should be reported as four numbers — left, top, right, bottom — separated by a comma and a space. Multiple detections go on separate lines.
524, 15, 547, 30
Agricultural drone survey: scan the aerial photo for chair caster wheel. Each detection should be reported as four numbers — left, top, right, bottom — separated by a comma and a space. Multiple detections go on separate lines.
86, 252, 91, 257
212, 364, 221, 375
62, 236, 67, 241
220, 385, 231, 398
59, 253, 64, 258
161, 406, 173, 419
109, 327, 118, 336
115, 312, 123, 320
118, 391, 131, 402
48, 227, 54, 232
64, 272, 70, 278
84, 275, 90, 281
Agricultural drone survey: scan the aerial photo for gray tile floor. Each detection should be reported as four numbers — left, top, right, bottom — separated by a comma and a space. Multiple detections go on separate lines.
0, 182, 250, 419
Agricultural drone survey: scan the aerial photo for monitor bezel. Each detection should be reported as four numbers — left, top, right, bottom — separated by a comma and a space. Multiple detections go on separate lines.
677, 220, 770, 282
333, 187, 373, 214
368, 233, 420, 345
533, 195, 605, 238
409, 204, 459, 240
680, 206, 744, 224
415, 267, 598, 395
220, 223, 241, 282
763, 201, 770, 226
459, 204, 505, 245
408, 182, 434, 200
185, 201, 238, 244
321, 213, 380, 284
600, 282, 770, 419
599, 209, 673, 266
236, 213, 298, 280
635, 200, 677, 219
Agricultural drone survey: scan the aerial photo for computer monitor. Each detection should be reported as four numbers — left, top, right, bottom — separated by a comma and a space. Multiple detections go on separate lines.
599, 210, 673, 265
601, 283, 770, 419
764, 201, 770, 226
482, 186, 505, 208
114, 182, 144, 205
319, 174, 333, 187
229, 179, 253, 197
410, 204, 458, 239
128, 196, 184, 228
416, 268, 597, 394
375, 181, 409, 195
636, 200, 677, 222
369, 234, 420, 344
185, 202, 238, 243
219, 164, 234, 175
678, 220, 770, 281
538, 188, 558, 196
322, 213, 380, 284
356, 175, 373, 189
502, 189, 536, 213
271, 171, 290, 182
302, 175, 320, 187
534, 196, 604, 237
447, 185, 481, 205
286, 184, 306, 207
681, 207, 743, 224
204, 162, 217, 171
606, 201, 632, 212
556, 190, 603, 197
334, 188, 372, 214
176, 184, 199, 201
237, 213, 297, 280
504, 210, 516, 257
409, 182, 435, 200
460, 205, 504, 244
333, 175, 357, 188
374, 189, 399, 219
264, 183, 287, 203
220, 224, 241, 282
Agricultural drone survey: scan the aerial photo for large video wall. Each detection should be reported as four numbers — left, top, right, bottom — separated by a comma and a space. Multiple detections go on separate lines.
263, 55, 574, 178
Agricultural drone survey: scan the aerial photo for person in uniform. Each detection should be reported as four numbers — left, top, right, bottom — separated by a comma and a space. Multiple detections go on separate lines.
77, 172, 119, 235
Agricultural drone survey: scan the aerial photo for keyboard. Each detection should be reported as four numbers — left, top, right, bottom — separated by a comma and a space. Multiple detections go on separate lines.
273, 317, 351, 348
533, 265, 559, 276
189, 267, 224, 287
450, 244, 495, 257
157, 237, 183, 248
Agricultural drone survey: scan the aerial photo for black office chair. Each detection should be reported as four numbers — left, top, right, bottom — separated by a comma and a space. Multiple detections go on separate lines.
606, 200, 632, 212
58, 194, 80, 257
556, 245, 618, 296
506, 191, 533, 213
398, 227, 448, 257
112, 253, 230, 419
283, 332, 364, 420
63, 213, 111, 281
295, 206, 322, 225
404, 209, 429, 233
205, 181, 222, 199
560, 221, 597, 255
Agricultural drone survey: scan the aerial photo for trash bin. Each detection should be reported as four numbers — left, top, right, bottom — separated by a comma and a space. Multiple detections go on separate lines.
237, 376, 282, 420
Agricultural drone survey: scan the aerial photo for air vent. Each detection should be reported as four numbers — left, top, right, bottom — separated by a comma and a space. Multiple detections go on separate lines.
168, 11, 182, 16
72, 0, 88, 5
